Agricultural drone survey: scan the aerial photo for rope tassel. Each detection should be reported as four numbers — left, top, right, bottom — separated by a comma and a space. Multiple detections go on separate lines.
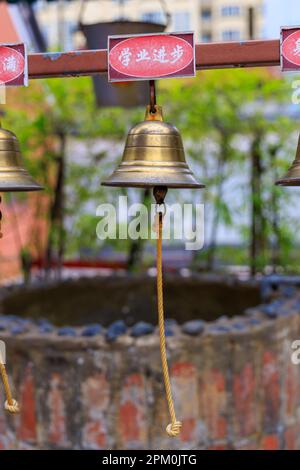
0, 363, 19, 414
0, 202, 19, 414
154, 187, 182, 438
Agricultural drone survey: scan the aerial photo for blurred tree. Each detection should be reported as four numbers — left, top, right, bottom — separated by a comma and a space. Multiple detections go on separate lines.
1, 68, 299, 279
161, 69, 297, 275
2, 77, 141, 278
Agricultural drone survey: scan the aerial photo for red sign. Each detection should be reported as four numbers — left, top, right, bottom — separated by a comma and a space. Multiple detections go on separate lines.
281, 27, 300, 71
108, 32, 195, 82
0, 44, 27, 86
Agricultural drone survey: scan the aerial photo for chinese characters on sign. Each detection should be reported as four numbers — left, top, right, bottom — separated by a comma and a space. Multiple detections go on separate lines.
108, 33, 195, 82
281, 27, 300, 71
0, 44, 28, 86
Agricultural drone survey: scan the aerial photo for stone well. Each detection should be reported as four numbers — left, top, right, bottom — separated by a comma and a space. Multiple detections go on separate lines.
0, 275, 299, 450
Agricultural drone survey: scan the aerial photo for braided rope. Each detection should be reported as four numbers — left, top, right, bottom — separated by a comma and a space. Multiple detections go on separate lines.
0, 363, 20, 414
156, 212, 182, 438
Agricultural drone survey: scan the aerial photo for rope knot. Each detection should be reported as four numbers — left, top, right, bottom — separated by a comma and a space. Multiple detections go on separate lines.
166, 420, 182, 437
4, 399, 20, 414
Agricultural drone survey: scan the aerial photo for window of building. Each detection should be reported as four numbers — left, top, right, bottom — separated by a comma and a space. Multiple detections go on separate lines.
201, 8, 212, 20
202, 32, 212, 42
221, 6, 240, 17
222, 30, 240, 41
141, 11, 165, 24
173, 12, 190, 31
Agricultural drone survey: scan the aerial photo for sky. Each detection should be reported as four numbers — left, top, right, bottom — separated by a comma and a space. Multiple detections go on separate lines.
264, 0, 300, 38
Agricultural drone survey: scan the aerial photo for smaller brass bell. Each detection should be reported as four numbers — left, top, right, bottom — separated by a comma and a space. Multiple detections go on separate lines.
276, 134, 300, 186
0, 125, 42, 192
102, 105, 204, 189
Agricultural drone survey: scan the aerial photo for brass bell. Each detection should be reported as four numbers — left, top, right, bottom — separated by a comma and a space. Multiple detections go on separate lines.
0, 125, 42, 192
102, 105, 204, 189
276, 134, 300, 186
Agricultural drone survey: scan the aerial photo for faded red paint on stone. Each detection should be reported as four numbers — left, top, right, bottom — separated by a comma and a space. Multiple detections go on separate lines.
261, 434, 279, 450
48, 373, 68, 447
284, 362, 298, 420
285, 427, 296, 450
262, 351, 280, 430
81, 372, 109, 449
233, 363, 257, 436
171, 362, 198, 442
119, 373, 147, 446
0, 400, 15, 450
0, 402, 7, 450
208, 444, 227, 450
17, 366, 37, 442
200, 369, 227, 440
235, 440, 258, 450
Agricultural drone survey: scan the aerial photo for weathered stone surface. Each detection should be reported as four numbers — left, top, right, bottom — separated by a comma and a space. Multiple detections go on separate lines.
0, 285, 299, 449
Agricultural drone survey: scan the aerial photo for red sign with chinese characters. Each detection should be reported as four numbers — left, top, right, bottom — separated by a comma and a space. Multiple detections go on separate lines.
281, 27, 300, 71
0, 44, 28, 86
108, 33, 195, 82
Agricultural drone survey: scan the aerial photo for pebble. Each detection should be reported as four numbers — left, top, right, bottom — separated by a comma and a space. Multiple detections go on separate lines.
164, 319, 178, 327
182, 320, 205, 336
282, 286, 296, 298
82, 324, 102, 337
39, 323, 54, 334
10, 325, 27, 335
248, 318, 261, 326
57, 327, 77, 337
131, 322, 154, 338
261, 304, 278, 319
106, 320, 127, 342
209, 324, 231, 333
232, 322, 246, 331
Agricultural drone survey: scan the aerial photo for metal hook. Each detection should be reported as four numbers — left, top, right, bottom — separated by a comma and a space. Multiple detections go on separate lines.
149, 80, 157, 114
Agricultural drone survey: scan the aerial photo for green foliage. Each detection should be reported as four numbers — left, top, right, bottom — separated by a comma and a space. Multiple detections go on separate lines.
2, 69, 300, 273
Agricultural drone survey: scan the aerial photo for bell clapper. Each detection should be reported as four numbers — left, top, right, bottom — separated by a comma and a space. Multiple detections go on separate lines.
153, 186, 182, 438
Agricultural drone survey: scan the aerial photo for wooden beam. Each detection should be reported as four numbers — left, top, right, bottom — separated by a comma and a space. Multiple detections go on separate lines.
28, 39, 281, 79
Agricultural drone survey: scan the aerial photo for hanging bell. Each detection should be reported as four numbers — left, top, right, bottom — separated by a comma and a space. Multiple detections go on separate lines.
102, 105, 204, 189
0, 125, 42, 192
276, 134, 300, 186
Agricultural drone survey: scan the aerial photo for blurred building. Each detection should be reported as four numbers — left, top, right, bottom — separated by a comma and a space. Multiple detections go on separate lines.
35, 0, 264, 51
264, 0, 300, 38
0, 1, 47, 51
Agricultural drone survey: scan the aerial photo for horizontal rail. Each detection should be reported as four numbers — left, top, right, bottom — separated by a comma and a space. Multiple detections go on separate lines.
28, 39, 281, 79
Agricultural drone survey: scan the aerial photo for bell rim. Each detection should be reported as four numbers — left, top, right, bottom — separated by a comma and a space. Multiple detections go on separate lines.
275, 177, 300, 186
0, 184, 44, 192
102, 181, 205, 189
